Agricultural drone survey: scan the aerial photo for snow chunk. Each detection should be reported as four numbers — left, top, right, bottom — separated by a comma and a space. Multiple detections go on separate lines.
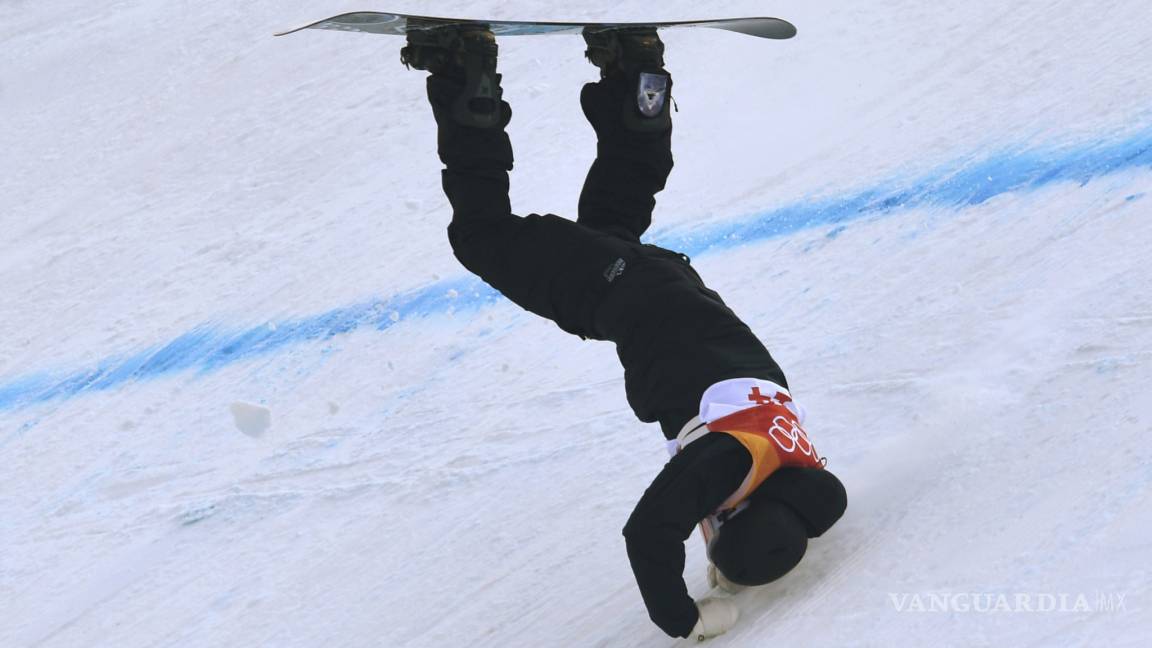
230, 401, 271, 437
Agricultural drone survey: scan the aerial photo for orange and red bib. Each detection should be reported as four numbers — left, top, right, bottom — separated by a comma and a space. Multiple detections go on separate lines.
675, 378, 825, 546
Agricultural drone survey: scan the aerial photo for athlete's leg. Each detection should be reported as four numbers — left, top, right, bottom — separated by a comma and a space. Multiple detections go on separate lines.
577, 29, 675, 241
407, 28, 635, 339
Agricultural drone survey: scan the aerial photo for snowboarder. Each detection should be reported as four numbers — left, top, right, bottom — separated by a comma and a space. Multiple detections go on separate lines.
400, 26, 847, 641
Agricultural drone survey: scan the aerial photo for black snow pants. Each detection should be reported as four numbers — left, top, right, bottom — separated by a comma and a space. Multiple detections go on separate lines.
426, 74, 787, 438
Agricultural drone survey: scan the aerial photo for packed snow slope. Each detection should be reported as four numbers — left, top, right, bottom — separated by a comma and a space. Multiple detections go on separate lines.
2, 1, 1150, 646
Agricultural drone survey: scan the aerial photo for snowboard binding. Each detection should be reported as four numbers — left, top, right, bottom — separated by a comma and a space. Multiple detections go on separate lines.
582, 28, 673, 132
583, 27, 666, 80
401, 23, 505, 129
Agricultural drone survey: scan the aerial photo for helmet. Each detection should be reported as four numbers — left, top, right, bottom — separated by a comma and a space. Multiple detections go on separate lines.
710, 467, 847, 586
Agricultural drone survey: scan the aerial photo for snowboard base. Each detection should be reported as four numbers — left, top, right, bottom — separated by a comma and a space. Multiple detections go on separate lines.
276, 12, 797, 41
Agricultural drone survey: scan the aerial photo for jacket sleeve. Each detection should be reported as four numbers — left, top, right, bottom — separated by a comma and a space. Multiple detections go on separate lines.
622, 432, 751, 638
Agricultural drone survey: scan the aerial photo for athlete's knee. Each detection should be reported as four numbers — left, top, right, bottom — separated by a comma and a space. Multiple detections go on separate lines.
447, 217, 502, 268
447, 209, 532, 279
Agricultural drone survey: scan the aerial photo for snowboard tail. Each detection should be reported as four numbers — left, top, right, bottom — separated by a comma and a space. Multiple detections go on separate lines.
275, 12, 797, 41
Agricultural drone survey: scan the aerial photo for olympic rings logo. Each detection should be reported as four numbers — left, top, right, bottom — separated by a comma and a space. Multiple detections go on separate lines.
768, 414, 816, 457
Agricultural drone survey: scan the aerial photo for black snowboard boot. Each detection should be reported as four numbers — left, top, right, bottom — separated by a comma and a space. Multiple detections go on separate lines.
582, 27, 672, 132
401, 24, 506, 129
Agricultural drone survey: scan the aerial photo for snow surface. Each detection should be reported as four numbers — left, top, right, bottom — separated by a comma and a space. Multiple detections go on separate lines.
2, 1, 1151, 646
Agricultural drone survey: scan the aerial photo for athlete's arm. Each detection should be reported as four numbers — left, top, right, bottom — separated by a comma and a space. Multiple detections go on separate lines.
622, 432, 750, 637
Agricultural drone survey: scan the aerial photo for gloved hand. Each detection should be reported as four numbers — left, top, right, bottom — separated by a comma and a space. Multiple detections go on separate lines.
707, 563, 746, 595
690, 597, 739, 641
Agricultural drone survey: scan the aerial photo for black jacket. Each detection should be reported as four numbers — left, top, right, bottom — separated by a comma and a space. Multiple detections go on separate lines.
624, 433, 847, 637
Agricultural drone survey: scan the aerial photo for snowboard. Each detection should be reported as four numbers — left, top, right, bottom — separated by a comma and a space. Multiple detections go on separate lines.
275, 12, 797, 41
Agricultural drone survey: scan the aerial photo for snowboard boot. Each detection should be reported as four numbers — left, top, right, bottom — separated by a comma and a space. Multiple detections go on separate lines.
401, 24, 506, 129
582, 27, 672, 132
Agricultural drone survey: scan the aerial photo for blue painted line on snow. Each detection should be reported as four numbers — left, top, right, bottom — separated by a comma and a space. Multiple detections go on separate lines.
0, 277, 497, 412
1, 127, 1150, 412
657, 126, 1152, 256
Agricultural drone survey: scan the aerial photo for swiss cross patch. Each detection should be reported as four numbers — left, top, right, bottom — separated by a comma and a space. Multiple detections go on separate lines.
747, 386, 792, 407
697, 378, 823, 468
